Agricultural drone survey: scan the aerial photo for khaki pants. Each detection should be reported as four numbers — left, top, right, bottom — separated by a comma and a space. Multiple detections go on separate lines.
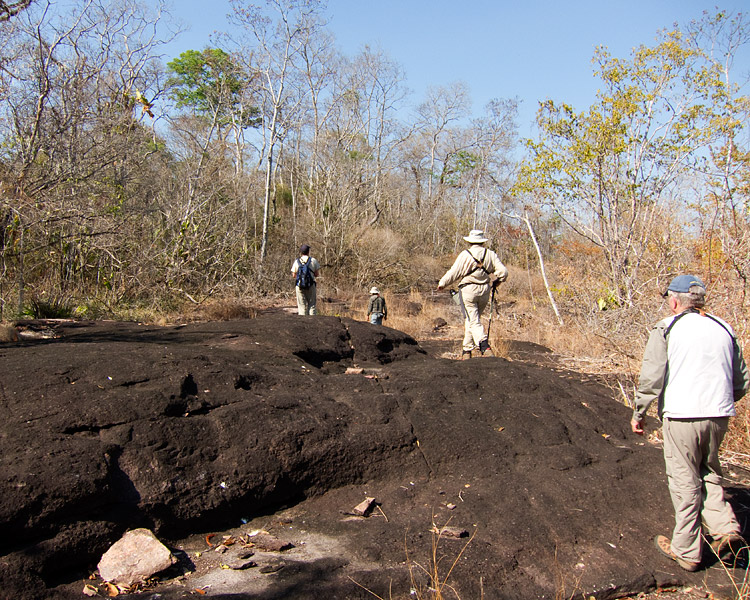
662, 417, 740, 562
296, 284, 317, 315
460, 283, 490, 352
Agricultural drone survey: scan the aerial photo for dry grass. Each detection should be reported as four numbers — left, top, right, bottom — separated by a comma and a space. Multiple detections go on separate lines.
0, 322, 19, 342
348, 522, 478, 600
704, 534, 750, 599
404, 525, 478, 600
551, 546, 585, 600
185, 298, 258, 322
328, 288, 454, 339
724, 403, 750, 470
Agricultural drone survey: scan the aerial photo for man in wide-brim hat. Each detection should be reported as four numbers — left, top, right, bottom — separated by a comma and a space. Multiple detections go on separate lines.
437, 229, 508, 358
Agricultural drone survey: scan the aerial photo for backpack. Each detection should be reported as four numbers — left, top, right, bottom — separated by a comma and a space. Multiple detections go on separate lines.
296, 258, 315, 289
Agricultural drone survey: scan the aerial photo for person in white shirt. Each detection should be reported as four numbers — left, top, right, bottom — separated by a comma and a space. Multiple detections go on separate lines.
291, 244, 320, 315
632, 274, 748, 571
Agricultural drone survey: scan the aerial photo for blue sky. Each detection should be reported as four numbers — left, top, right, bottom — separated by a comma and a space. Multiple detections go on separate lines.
164, 1, 750, 136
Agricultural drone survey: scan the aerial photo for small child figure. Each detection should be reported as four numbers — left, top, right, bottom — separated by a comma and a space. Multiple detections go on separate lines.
367, 287, 387, 325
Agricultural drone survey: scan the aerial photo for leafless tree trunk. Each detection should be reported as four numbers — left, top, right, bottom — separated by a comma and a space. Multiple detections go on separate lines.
502, 210, 563, 325
231, 0, 323, 267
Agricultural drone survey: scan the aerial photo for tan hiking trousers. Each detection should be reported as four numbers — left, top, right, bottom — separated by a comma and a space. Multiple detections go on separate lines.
662, 416, 740, 562
296, 284, 317, 315
460, 283, 490, 352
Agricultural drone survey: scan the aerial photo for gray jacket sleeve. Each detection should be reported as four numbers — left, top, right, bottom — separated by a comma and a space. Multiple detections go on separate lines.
734, 341, 749, 402
633, 322, 668, 421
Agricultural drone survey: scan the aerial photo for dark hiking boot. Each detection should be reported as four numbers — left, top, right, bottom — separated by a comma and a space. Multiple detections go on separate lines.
710, 533, 747, 565
461, 350, 472, 360
478, 339, 493, 357
654, 535, 700, 572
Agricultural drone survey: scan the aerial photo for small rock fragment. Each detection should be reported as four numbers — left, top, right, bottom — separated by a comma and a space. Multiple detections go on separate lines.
259, 561, 284, 574
103, 581, 121, 596
430, 525, 469, 539
345, 367, 365, 375
227, 560, 256, 570
351, 497, 376, 517
247, 531, 294, 552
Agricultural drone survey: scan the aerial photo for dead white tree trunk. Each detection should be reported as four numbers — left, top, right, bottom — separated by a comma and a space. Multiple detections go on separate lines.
502, 210, 563, 326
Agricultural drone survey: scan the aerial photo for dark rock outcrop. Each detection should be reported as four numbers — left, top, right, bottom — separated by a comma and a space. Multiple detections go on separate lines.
0, 314, 745, 599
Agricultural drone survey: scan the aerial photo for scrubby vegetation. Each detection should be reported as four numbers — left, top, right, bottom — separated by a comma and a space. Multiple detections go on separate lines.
0, 3, 748, 455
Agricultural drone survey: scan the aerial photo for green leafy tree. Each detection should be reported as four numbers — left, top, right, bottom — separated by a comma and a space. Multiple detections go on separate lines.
167, 48, 260, 129
518, 28, 724, 307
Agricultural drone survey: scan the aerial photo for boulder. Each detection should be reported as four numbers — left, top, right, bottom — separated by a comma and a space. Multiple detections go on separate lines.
97, 528, 175, 586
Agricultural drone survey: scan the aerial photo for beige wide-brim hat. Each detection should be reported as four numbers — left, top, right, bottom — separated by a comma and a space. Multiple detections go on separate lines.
369, 287, 380, 295
463, 229, 488, 244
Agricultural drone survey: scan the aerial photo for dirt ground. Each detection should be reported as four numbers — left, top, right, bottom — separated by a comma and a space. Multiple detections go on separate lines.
1, 306, 748, 599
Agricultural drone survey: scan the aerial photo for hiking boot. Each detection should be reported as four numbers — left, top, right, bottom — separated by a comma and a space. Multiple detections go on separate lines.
478, 339, 493, 357
654, 535, 700, 572
461, 350, 473, 360
710, 533, 747, 565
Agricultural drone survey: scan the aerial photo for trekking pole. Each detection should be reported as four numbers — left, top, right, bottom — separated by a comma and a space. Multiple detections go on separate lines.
486, 280, 498, 338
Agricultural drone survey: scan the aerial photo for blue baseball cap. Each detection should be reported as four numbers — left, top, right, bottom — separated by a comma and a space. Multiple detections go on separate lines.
663, 274, 705, 296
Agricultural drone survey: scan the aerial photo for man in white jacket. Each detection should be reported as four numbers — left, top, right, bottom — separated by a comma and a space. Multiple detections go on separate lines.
437, 230, 508, 358
632, 275, 749, 571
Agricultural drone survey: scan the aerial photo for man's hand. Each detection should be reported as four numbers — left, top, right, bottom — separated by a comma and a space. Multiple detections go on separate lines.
631, 417, 645, 436
437, 285, 443, 291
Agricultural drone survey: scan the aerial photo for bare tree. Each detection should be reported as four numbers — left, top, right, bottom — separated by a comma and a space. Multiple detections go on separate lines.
0, 0, 176, 311
230, 0, 323, 267
416, 82, 470, 209
0, 0, 33, 22
686, 10, 750, 311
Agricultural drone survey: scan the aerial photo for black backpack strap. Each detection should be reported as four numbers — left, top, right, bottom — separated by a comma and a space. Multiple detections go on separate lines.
464, 248, 489, 277
704, 313, 740, 350
663, 309, 695, 339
